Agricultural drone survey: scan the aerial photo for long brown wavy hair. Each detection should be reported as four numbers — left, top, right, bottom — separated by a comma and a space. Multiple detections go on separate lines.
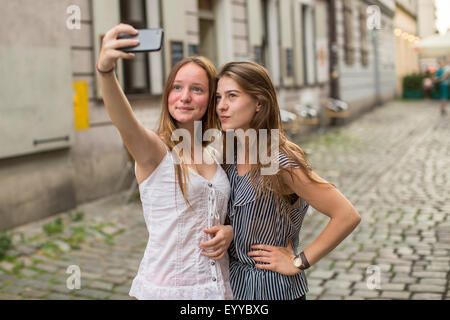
157, 56, 219, 206
218, 61, 334, 209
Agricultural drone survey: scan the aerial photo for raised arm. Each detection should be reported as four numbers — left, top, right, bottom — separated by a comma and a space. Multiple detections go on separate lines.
97, 23, 166, 173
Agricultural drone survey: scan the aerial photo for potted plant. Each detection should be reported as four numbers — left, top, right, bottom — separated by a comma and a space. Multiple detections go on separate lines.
402, 73, 425, 99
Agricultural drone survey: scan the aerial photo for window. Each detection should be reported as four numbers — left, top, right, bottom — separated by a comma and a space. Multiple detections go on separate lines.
188, 44, 199, 57
199, 0, 213, 11
247, 0, 268, 66
285, 48, 294, 77
120, 0, 149, 94
247, 0, 279, 85
170, 41, 184, 66
254, 46, 262, 65
343, 0, 355, 65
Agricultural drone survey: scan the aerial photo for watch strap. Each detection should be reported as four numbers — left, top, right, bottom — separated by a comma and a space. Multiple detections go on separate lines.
299, 251, 310, 270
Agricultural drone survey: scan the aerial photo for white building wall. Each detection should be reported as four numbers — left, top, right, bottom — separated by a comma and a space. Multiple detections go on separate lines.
336, 0, 377, 105
378, 14, 398, 100
336, 0, 396, 111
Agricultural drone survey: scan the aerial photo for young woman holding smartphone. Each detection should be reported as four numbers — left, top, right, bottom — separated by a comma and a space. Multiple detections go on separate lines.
97, 23, 234, 300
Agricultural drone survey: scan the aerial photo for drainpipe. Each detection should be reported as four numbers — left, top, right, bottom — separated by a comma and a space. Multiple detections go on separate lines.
372, 28, 382, 107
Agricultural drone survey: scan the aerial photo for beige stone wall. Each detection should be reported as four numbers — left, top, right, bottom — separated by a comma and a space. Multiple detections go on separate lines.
394, 6, 420, 94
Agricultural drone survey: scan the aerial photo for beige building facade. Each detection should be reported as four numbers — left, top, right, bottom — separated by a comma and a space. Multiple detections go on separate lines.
1, 0, 397, 229
417, 0, 437, 72
394, 0, 420, 94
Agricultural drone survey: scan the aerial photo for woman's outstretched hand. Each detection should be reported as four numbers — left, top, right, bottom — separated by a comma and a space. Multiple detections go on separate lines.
248, 240, 301, 276
199, 225, 234, 260
97, 23, 139, 72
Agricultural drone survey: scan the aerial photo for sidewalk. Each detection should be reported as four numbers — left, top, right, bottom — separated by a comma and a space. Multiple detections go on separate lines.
0, 100, 449, 300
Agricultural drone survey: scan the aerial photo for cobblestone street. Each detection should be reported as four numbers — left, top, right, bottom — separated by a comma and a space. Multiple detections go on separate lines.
0, 100, 449, 300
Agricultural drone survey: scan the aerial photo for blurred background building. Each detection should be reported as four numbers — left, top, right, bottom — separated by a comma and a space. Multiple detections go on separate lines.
0, 0, 439, 229
418, 0, 437, 38
334, 0, 396, 114
394, 0, 420, 95
417, 0, 438, 72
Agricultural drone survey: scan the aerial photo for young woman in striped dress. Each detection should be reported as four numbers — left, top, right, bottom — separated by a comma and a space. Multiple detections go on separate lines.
215, 61, 361, 300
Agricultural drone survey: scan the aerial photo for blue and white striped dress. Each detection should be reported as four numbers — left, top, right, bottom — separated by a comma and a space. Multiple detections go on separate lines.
225, 153, 309, 300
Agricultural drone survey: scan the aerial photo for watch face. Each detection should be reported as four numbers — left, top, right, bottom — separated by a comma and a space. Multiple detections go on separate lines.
293, 257, 302, 268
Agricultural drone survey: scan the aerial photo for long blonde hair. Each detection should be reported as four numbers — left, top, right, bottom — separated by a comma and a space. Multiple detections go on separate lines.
157, 56, 218, 205
218, 61, 333, 208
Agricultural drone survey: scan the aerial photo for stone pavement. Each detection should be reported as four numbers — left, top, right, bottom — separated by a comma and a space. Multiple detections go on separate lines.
0, 100, 448, 300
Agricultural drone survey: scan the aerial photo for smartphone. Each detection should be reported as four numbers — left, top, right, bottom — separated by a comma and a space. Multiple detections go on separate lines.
117, 28, 164, 53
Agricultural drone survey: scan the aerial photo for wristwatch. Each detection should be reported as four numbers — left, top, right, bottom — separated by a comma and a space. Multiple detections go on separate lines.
293, 251, 310, 271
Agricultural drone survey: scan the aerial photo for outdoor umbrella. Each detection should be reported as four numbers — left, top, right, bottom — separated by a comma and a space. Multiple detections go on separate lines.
413, 32, 450, 57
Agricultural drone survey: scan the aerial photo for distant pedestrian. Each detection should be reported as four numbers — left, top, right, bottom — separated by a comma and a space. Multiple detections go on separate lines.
423, 71, 433, 100
434, 59, 450, 116
96, 23, 234, 300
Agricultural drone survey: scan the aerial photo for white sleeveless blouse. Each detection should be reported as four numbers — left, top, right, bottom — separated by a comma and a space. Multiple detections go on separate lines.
129, 148, 233, 300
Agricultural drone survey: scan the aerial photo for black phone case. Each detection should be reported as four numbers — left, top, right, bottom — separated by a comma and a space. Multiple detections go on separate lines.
117, 28, 164, 53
